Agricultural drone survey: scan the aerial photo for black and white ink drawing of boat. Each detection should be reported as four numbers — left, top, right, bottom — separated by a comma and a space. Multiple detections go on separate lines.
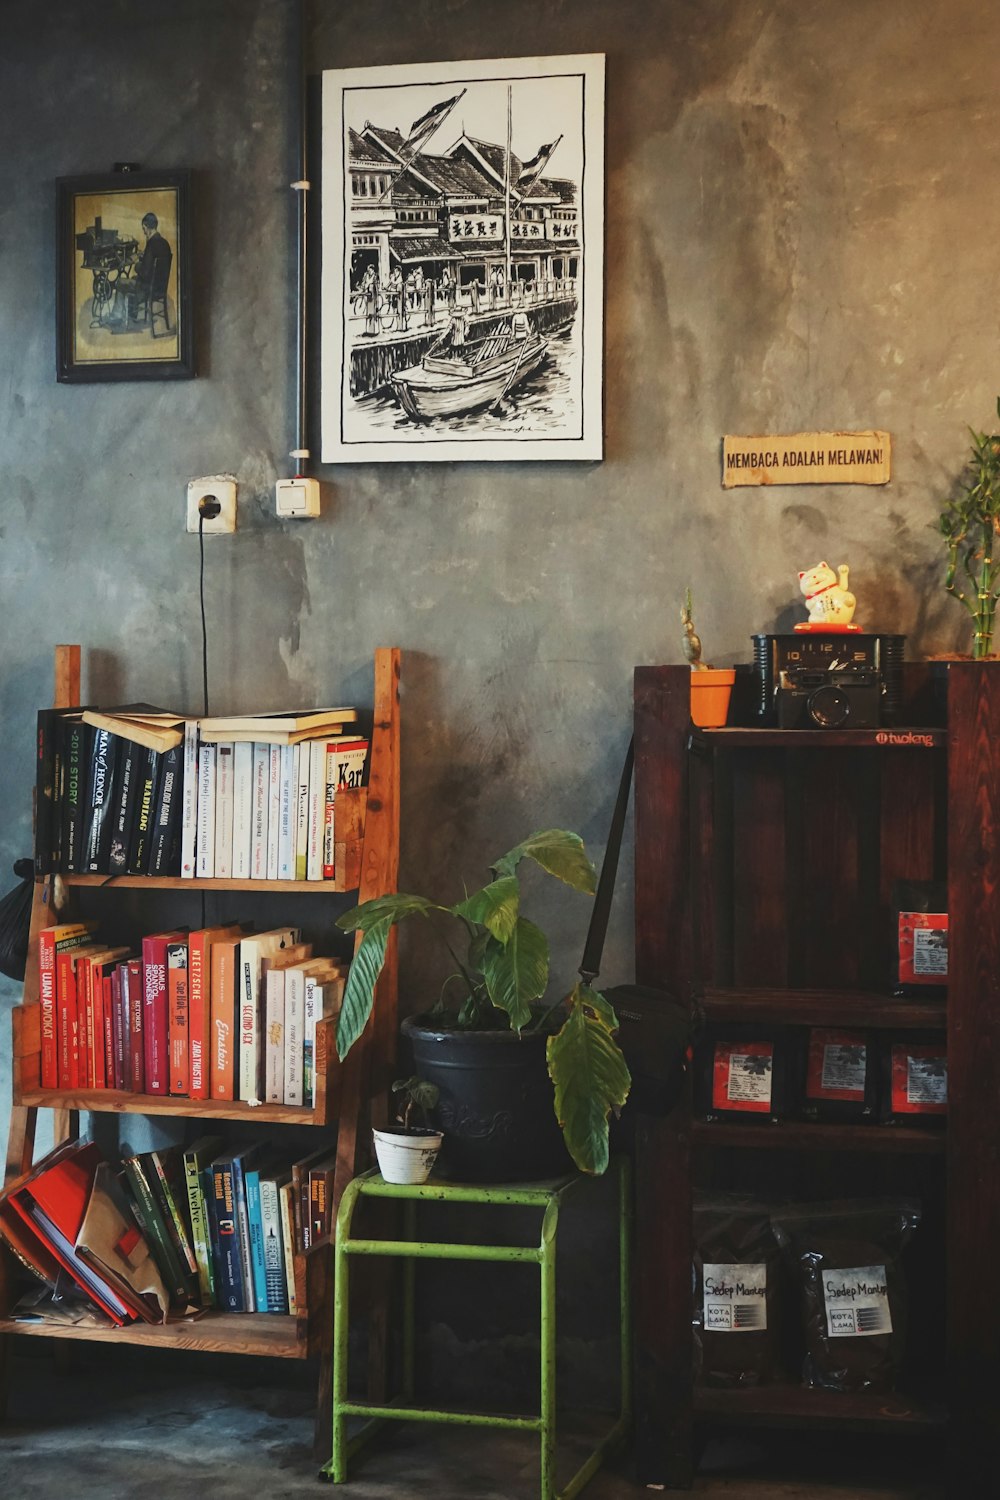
390, 311, 547, 421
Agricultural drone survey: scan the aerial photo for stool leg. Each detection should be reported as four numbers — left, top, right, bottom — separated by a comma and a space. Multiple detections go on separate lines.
331, 1218, 351, 1480
403, 1198, 417, 1400
539, 1197, 560, 1500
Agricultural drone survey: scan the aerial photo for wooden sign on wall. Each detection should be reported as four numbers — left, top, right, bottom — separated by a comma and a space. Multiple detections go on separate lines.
722, 431, 891, 488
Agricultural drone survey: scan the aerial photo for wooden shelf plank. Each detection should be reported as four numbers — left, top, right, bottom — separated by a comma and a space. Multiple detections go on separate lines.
691, 1119, 945, 1154
694, 1382, 947, 1431
700, 986, 947, 1029
0, 1310, 311, 1358
16, 1087, 328, 1126
693, 726, 945, 749
59, 874, 355, 893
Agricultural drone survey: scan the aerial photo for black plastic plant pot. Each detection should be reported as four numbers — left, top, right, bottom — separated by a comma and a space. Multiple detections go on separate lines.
401, 1013, 572, 1183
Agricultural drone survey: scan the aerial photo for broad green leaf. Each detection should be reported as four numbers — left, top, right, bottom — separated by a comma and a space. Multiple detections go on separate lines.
452, 876, 520, 944
547, 1003, 632, 1175
492, 829, 596, 894
467, 928, 490, 976
481, 917, 549, 1031
575, 981, 618, 1032
337, 892, 436, 934
336, 916, 392, 1058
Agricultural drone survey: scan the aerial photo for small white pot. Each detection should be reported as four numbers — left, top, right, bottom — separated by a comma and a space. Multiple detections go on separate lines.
372, 1127, 444, 1185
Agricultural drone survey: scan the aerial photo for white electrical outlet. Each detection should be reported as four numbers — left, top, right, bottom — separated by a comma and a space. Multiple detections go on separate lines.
187, 477, 237, 534
275, 476, 321, 519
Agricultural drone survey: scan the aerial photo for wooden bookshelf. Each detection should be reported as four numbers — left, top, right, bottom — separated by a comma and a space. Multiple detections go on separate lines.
0, 645, 401, 1453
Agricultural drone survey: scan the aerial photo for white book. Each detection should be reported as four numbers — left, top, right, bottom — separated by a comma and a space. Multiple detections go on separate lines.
283, 966, 306, 1106
250, 742, 270, 879
294, 744, 310, 881
214, 742, 235, 880
231, 741, 254, 879
307, 740, 326, 881
304, 971, 345, 1107
266, 745, 282, 880
278, 1180, 298, 1316
277, 744, 296, 881
180, 719, 200, 878
264, 967, 286, 1104
259, 1173, 289, 1314
237, 927, 299, 1101
196, 741, 217, 878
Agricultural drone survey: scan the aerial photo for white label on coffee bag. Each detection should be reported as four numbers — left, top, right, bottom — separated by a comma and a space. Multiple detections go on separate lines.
823, 1264, 891, 1337
912, 925, 948, 976
907, 1055, 947, 1105
703, 1262, 767, 1332
726, 1054, 772, 1105
821, 1043, 867, 1093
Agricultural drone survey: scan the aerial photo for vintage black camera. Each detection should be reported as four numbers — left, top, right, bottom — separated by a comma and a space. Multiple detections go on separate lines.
752, 633, 904, 729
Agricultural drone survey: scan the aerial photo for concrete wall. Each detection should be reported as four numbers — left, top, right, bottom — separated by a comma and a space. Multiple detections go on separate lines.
0, 0, 994, 1163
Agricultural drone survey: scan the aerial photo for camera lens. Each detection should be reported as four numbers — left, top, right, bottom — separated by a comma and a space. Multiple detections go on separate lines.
808, 685, 851, 728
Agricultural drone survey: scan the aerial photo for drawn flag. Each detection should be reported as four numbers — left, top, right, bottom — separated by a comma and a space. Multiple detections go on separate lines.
517, 135, 562, 190
405, 90, 465, 153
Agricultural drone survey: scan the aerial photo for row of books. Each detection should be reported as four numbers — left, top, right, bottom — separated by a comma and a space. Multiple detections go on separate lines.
0, 1137, 340, 1326
39, 922, 346, 1106
35, 701, 369, 882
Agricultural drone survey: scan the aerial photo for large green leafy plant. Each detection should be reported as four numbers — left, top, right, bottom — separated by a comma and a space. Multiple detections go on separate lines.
335, 829, 631, 1175
939, 398, 1000, 658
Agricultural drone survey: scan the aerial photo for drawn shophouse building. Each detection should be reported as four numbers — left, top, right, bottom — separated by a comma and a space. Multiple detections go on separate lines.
347, 124, 580, 301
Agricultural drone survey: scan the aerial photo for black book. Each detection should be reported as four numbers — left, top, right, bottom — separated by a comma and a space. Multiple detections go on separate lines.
108, 737, 142, 876
60, 719, 91, 874
34, 709, 60, 876
146, 744, 182, 875
205, 1152, 246, 1312
127, 746, 162, 875
83, 728, 122, 874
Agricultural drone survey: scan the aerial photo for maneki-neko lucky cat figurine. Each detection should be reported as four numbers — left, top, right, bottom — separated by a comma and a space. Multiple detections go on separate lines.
795, 561, 860, 632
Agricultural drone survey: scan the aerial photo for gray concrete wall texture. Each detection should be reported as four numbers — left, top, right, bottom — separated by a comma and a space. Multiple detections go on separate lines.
0, 0, 994, 1172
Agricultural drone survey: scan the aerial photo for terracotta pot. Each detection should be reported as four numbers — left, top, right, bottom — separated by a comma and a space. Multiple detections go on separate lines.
689, 668, 735, 728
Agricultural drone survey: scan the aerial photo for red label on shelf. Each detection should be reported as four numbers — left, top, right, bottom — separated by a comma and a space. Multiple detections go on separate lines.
890, 1044, 947, 1115
712, 1041, 773, 1113
806, 1029, 868, 1101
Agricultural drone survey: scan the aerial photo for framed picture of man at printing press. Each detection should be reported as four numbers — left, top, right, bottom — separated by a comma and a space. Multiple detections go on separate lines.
56, 170, 193, 382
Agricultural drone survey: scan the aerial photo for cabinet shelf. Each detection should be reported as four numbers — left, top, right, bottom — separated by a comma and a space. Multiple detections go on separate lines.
0, 1308, 316, 1359
692, 725, 946, 749
691, 1119, 945, 1154
693, 1382, 947, 1431
60, 874, 358, 894
699, 987, 946, 1030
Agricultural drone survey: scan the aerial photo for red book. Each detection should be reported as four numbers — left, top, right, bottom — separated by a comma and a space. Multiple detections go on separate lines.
78, 955, 98, 1089
55, 942, 103, 1089
142, 930, 185, 1096
38, 924, 95, 1089
112, 962, 129, 1090
210, 933, 243, 1101
167, 939, 190, 1096
103, 972, 115, 1089
187, 925, 243, 1102
125, 958, 145, 1093
81, 949, 128, 1089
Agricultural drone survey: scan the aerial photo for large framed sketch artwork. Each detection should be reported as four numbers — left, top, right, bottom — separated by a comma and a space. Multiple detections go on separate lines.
56, 170, 193, 382
321, 54, 605, 463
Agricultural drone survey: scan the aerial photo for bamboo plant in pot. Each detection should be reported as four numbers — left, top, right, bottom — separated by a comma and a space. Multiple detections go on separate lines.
938, 399, 1000, 658
335, 829, 632, 1179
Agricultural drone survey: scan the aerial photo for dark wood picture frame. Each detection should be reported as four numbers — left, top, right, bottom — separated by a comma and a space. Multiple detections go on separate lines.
56, 170, 193, 382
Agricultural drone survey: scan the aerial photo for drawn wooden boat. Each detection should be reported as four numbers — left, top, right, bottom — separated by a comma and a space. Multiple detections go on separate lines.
390, 320, 547, 421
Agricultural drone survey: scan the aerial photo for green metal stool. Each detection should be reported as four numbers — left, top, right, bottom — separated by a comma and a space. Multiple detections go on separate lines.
322, 1158, 632, 1499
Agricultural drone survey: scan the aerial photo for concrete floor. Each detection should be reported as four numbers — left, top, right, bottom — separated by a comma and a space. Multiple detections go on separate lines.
0, 1342, 950, 1500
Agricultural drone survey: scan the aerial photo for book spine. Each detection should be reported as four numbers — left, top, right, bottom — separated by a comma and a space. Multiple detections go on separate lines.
264, 969, 285, 1105
113, 962, 129, 1091
167, 939, 190, 1096
214, 743, 235, 880
230, 742, 254, 879
283, 969, 304, 1107
278, 1181, 299, 1316
84, 729, 120, 874
323, 740, 369, 881
310, 1163, 334, 1246
238, 947, 262, 1102
147, 744, 182, 876
126, 958, 144, 1092
122, 1156, 190, 1308
232, 1155, 257, 1313
78, 958, 97, 1088
56, 949, 81, 1089
142, 936, 170, 1095
61, 720, 89, 874
102, 971, 115, 1089
294, 744, 310, 881
307, 740, 325, 881
196, 741, 217, 878
108, 737, 139, 875
245, 1168, 269, 1313
127, 746, 161, 875
259, 1178, 288, 1314
187, 932, 209, 1101
210, 941, 238, 1101
251, 743, 269, 879
180, 719, 200, 878
266, 745, 281, 880
277, 744, 296, 881
34, 709, 59, 876
206, 1160, 245, 1312
150, 1152, 199, 1282
184, 1149, 217, 1307
38, 929, 59, 1089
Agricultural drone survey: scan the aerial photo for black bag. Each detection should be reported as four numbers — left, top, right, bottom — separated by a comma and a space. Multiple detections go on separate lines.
581, 739, 689, 1121
0, 859, 35, 982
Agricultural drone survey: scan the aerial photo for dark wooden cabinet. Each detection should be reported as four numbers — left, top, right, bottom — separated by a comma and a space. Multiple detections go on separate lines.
632, 661, 1000, 1486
